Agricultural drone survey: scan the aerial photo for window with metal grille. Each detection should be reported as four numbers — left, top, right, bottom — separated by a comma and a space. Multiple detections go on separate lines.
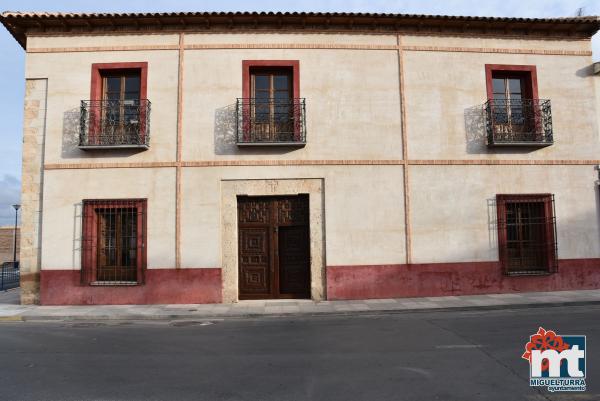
496, 194, 557, 275
81, 62, 150, 149
238, 60, 305, 145
483, 64, 553, 147
81, 199, 147, 285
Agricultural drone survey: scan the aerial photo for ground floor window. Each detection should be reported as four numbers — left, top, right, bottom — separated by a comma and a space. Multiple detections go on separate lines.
496, 194, 557, 275
81, 199, 146, 284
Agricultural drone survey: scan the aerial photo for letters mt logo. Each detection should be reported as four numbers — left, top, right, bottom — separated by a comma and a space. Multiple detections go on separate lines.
522, 327, 586, 392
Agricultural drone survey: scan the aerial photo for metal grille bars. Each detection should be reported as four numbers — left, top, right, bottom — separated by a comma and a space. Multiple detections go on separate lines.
81, 199, 147, 285
485, 99, 553, 146
80, 99, 151, 148
496, 194, 557, 275
236, 98, 306, 145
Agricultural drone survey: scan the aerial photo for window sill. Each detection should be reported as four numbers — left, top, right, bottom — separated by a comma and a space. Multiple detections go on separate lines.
79, 144, 149, 150
487, 141, 553, 148
90, 281, 140, 286
236, 141, 306, 147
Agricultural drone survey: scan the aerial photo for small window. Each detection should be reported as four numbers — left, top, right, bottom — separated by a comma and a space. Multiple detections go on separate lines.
484, 65, 551, 146
238, 60, 305, 145
101, 71, 142, 141
81, 199, 147, 285
496, 194, 557, 275
486, 65, 537, 102
490, 71, 534, 131
82, 62, 150, 148
250, 67, 294, 141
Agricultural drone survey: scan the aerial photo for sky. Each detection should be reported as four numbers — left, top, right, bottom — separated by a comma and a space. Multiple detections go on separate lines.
0, 0, 599, 226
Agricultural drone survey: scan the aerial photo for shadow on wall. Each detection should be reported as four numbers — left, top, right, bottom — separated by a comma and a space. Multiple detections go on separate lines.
213, 104, 301, 156
595, 178, 600, 248
214, 103, 237, 155
62, 108, 82, 158
576, 64, 594, 78
487, 198, 498, 254
464, 104, 487, 154
463, 104, 537, 155
61, 107, 147, 159
72, 202, 83, 270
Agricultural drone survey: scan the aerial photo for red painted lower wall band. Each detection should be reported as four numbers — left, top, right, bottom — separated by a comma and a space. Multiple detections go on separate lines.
326, 259, 600, 300
40, 258, 600, 304
40, 268, 221, 305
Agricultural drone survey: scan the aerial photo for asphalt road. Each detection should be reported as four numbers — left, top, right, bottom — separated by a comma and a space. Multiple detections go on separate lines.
0, 305, 598, 401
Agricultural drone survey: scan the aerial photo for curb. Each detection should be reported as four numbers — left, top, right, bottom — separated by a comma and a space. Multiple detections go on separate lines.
4, 299, 600, 323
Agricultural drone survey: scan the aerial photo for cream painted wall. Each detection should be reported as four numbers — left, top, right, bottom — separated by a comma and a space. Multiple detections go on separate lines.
41, 168, 176, 270
182, 48, 402, 161
25, 32, 599, 164
410, 165, 600, 264
184, 32, 398, 46
403, 50, 600, 160
402, 34, 591, 52
181, 165, 406, 268
595, 67, 600, 136
22, 31, 600, 273
41, 164, 600, 270
26, 34, 403, 164
39, 164, 406, 270
25, 50, 179, 164
27, 34, 180, 49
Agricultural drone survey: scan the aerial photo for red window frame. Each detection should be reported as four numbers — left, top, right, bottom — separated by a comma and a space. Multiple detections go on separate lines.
241, 60, 301, 141
485, 64, 541, 137
496, 194, 557, 275
81, 199, 147, 285
89, 62, 149, 143
484, 64, 538, 101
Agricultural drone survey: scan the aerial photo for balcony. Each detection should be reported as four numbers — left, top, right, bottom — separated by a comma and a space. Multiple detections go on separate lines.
79, 99, 151, 149
484, 99, 553, 147
236, 98, 306, 146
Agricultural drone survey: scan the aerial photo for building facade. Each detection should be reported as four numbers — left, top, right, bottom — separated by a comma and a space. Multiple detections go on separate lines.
2, 11, 600, 305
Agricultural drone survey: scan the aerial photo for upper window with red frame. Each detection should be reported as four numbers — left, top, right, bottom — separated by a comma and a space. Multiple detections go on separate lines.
80, 62, 151, 149
237, 60, 306, 146
484, 65, 553, 147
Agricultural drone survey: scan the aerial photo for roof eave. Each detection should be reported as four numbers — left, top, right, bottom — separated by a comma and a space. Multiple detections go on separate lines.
0, 14, 27, 48
2, 11, 599, 50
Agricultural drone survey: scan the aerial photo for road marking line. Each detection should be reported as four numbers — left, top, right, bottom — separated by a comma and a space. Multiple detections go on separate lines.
0, 316, 24, 322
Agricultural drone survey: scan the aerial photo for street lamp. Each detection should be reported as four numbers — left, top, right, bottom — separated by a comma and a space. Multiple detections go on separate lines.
12, 204, 20, 269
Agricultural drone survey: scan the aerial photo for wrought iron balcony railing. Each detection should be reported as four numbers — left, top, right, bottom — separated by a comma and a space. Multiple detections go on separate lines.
484, 99, 553, 146
236, 98, 306, 146
80, 99, 151, 149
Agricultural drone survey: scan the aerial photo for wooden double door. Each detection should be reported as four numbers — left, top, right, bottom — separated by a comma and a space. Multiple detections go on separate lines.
238, 195, 310, 299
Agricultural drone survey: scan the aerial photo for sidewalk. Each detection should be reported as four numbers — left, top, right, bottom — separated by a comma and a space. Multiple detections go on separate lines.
1, 288, 600, 322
